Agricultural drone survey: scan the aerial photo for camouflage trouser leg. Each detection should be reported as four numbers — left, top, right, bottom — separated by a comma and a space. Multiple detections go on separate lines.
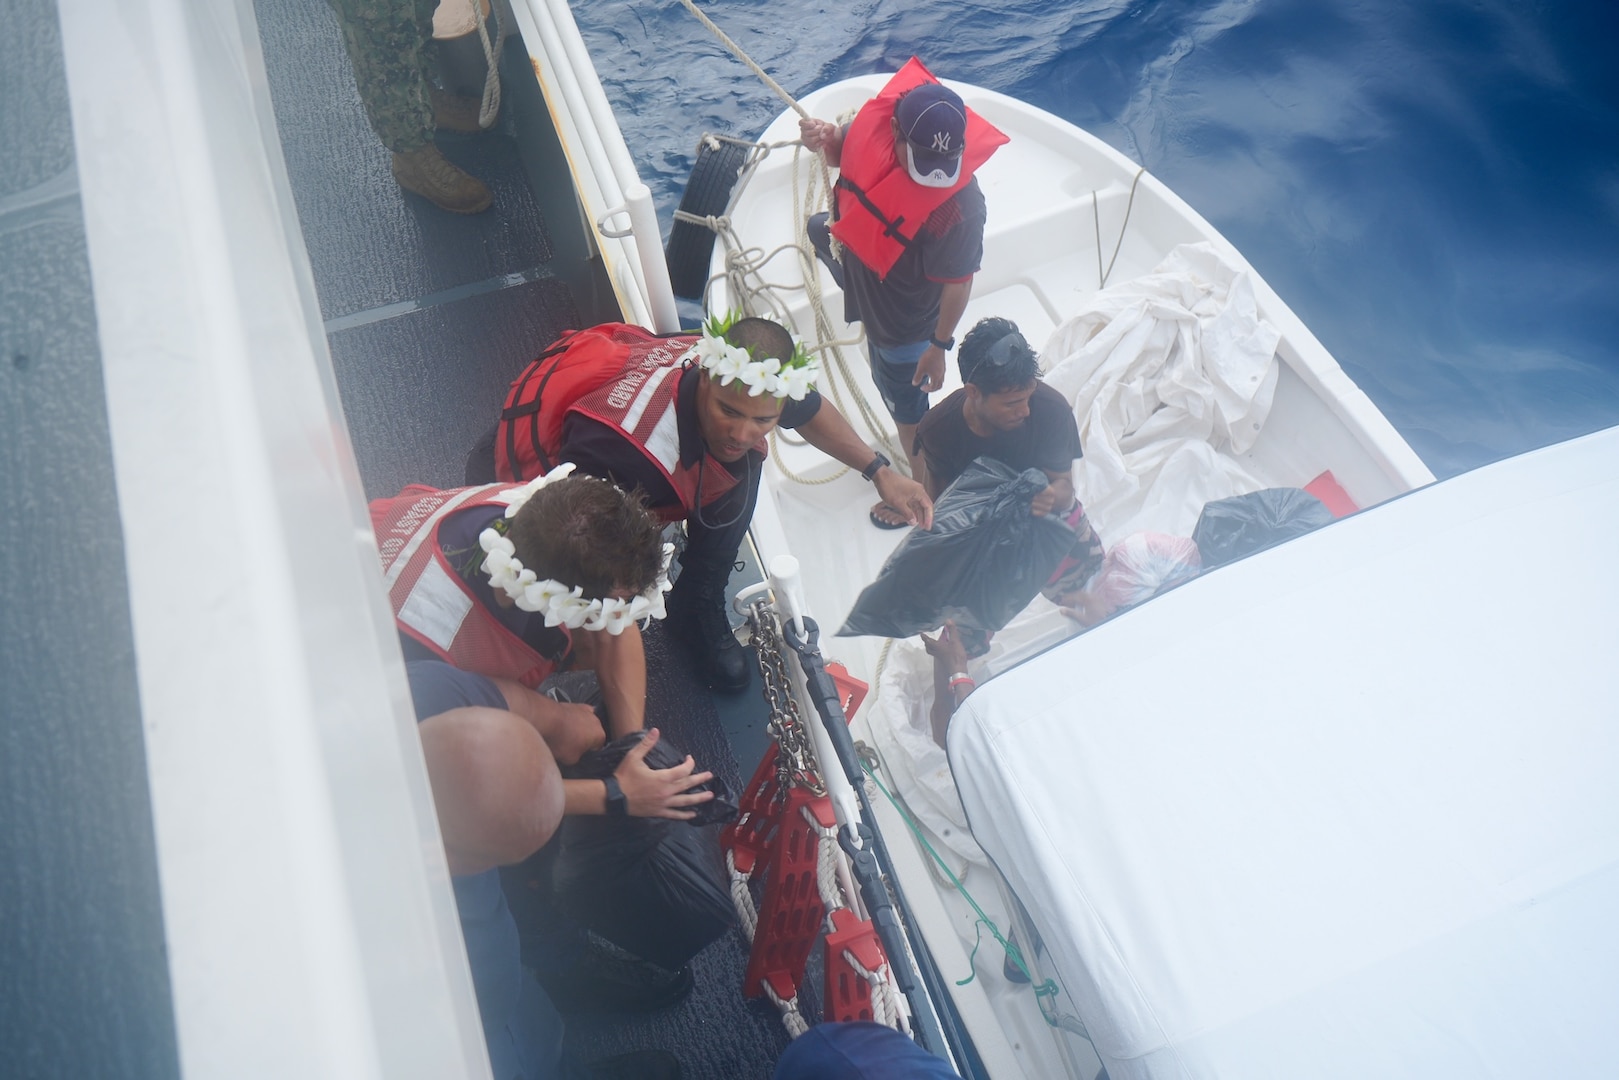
331, 0, 439, 153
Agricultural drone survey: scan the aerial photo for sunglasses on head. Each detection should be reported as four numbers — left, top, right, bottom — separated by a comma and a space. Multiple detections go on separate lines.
983, 332, 1029, 367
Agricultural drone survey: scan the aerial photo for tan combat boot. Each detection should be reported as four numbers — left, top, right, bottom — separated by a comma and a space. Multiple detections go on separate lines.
431, 86, 491, 133
390, 143, 493, 214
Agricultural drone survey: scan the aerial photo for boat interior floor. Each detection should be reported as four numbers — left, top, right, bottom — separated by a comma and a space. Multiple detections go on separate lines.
252, 0, 796, 1073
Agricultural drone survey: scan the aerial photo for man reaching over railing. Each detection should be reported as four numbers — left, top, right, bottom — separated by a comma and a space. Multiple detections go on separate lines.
472, 315, 933, 692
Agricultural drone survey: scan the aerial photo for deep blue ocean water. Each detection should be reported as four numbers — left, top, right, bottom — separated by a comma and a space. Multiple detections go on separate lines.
574, 0, 1619, 479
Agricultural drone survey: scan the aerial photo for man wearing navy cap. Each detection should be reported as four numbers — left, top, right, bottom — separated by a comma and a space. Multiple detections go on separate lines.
801, 59, 1008, 528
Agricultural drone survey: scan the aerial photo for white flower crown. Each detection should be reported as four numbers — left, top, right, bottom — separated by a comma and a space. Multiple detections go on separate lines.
479, 463, 674, 635
683, 318, 819, 401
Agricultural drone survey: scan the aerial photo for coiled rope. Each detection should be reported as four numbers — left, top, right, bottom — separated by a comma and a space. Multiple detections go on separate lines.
674, 0, 909, 473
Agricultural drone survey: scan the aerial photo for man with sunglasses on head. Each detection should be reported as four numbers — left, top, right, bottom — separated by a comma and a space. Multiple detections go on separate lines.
800, 58, 1009, 529
914, 317, 1107, 599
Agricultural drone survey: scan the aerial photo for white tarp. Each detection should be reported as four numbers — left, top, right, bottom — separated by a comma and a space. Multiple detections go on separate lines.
1044, 242, 1281, 543
949, 425, 1619, 1078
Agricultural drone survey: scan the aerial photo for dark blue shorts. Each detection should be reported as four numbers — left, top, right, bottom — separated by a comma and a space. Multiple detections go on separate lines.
867, 338, 931, 425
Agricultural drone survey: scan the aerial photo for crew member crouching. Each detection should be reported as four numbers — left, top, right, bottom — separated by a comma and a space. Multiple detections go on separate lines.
474, 315, 933, 693
371, 466, 667, 737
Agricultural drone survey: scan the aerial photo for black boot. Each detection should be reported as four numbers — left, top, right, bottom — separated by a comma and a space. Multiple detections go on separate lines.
665, 553, 750, 693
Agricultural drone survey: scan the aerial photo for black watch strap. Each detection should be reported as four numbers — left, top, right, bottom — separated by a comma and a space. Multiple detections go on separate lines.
928, 335, 955, 352
860, 452, 891, 482
603, 775, 628, 817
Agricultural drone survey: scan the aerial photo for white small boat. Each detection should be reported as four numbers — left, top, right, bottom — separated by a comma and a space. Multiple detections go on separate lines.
700, 74, 1618, 1077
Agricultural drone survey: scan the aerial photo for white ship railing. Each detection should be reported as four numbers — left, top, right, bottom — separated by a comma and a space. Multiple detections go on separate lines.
511, 0, 681, 332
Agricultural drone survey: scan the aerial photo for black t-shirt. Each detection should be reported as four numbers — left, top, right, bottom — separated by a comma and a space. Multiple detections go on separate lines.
841, 179, 986, 348
559, 364, 822, 512
914, 381, 1081, 493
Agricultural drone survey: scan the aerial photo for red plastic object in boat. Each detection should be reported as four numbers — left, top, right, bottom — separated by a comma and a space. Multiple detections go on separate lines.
1305, 470, 1359, 518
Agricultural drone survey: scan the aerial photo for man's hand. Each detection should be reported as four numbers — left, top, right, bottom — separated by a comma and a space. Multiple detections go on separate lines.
920, 621, 970, 672
799, 118, 843, 164
492, 675, 605, 766
1031, 472, 1077, 518
1058, 589, 1111, 628
1030, 484, 1062, 518
873, 467, 934, 529
912, 344, 947, 393
614, 728, 716, 820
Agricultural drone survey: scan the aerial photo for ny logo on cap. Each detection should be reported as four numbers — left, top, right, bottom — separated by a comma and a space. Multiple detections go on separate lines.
932, 133, 953, 152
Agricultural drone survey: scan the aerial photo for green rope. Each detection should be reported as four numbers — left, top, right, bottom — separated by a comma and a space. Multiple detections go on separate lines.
861, 760, 1078, 1032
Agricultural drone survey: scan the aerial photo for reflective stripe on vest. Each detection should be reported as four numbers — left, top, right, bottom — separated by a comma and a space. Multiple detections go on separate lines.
568, 365, 754, 524
370, 483, 557, 687
495, 324, 695, 483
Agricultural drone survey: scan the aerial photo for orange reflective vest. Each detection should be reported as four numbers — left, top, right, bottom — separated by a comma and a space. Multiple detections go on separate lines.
370, 483, 561, 688
493, 323, 752, 523
830, 57, 1009, 281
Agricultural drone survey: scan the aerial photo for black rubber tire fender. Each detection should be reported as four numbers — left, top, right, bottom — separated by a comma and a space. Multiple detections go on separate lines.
664, 137, 750, 301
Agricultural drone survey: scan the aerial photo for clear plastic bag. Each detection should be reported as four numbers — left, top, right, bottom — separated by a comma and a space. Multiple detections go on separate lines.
1093, 532, 1203, 612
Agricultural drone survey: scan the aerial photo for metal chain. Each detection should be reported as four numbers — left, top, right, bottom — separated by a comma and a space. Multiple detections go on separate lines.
748, 597, 825, 797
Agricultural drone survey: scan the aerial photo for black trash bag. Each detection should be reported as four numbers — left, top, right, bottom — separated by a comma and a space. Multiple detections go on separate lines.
550, 731, 737, 970
839, 457, 1076, 639
1192, 487, 1335, 569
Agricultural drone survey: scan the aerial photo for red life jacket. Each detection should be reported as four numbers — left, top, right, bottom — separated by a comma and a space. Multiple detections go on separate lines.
370, 482, 562, 688
493, 323, 754, 523
830, 57, 1009, 281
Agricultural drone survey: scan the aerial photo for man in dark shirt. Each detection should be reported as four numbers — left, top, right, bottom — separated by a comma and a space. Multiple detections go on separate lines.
914, 317, 1079, 512
914, 317, 1106, 603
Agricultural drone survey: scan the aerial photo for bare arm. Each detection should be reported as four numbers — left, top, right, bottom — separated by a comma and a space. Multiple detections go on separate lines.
920, 623, 974, 749
913, 277, 973, 393
490, 676, 604, 766
568, 622, 647, 738
796, 400, 935, 529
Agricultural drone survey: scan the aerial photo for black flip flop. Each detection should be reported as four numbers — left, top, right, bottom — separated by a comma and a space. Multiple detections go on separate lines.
868, 505, 910, 530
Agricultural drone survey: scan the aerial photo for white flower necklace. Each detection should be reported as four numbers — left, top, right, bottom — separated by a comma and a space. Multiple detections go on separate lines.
682, 315, 819, 401
478, 463, 674, 635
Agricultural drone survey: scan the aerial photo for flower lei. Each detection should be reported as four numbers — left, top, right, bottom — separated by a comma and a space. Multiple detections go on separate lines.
478, 463, 674, 635
683, 311, 819, 400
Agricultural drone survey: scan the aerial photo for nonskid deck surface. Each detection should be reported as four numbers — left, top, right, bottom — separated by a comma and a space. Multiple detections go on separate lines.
252, 0, 793, 1072
255, 0, 590, 501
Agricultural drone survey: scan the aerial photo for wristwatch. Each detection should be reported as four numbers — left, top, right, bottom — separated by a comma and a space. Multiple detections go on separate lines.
860, 452, 891, 482
928, 335, 955, 352
603, 776, 628, 817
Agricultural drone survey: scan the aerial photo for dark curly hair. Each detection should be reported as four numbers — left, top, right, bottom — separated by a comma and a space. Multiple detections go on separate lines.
506, 475, 664, 600
958, 316, 1039, 394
